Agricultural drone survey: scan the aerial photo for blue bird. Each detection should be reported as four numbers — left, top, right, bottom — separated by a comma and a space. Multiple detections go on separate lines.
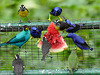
62, 16, 84, 33
67, 33, 93, 50
0, 25, 30, 48
48, 7, 62, 21
30, 27, 42, 39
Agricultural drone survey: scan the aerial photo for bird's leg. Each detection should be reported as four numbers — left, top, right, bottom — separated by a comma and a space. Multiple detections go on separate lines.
34, 38, 41, 45
19, 17, 22, 23
58, 16, 63, 21
48, 13, 51, 21
26, 16, 31, 23
37, 38, 41, 43
30, 36, 33, 39
58, 31, 64, 37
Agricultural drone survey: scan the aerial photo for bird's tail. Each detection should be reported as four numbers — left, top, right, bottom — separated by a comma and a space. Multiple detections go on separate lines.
41, 55, 45, 61
17, 72, 22, 75
0, 43, 7, 46
90, 48, 93, 51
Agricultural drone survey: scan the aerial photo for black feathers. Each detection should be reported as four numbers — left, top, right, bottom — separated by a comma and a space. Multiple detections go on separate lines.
12, 54, 24, 75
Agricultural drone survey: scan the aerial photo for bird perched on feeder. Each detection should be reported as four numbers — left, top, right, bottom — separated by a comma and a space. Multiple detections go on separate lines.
54, 20, 73, 37
55, 20, 73, 31
66, 33, 93, 50
12, 54, 24, 75
30, 27, 42, 39
68, 50, 79, 74
0, 25, 30, 48
48, 7, 62, 21
18, 5, 31, 23
61, 16, 84, 33
41, 37, 51, 61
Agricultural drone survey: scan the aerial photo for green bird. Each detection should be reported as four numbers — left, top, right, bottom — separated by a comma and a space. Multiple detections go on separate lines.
0, 25, 30, 48
67, 50, 79, 74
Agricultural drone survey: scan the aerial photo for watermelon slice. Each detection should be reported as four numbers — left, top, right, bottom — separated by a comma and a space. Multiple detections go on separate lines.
37, 22, 68, 53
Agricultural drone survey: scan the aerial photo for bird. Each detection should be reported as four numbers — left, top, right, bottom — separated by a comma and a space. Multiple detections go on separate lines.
54, 20, 73, 31
66, 33, 93, 50
30, 27, 42, 39
41, 37, 51, 61
54, 20, 73, 37
12, 54, 24, 75
0, 25, 30, 48
48, 7, 62, 21
68, 50, 79, 74
18, 5, 31, 23
61, 16, 84, 33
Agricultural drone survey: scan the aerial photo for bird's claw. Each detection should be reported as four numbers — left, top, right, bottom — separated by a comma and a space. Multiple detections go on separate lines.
60, 18, 63, 21
30, 36, 33, 39
48, 18, 51, 21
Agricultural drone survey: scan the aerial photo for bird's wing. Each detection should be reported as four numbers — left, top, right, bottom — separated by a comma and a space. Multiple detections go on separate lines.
42, 42, 51, 55
74, 36, 90, 48
7, 31, 25, 43
26, 8, 29, 12
14, 64, 24, 74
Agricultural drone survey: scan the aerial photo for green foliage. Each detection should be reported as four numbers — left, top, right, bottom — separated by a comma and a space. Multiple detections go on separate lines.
0, 0, 100, 22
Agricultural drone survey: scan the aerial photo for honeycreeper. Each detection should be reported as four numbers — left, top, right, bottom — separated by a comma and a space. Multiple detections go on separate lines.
68, 50, 79, 74
18, 5, 31, 23
0, 25, 30, 48
12, 54, 24, 75
67, 33, 93, 50
61, 16, 84, 33
41, 37, 51, 61
55, 20, 73, 31
30, 27, 42, 39
48, 7, 62, 21
54, 20, 73, 37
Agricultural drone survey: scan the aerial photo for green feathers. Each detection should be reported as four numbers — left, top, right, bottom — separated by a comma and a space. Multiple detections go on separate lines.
68, 50, 79, 74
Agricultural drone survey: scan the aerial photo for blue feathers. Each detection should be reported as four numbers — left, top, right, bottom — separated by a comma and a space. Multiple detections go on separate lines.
50, 7, 62, 16
67, 33, 93, 50
30, 27, 42, 38
0, 25, 30, 48
62, 16, 84, 33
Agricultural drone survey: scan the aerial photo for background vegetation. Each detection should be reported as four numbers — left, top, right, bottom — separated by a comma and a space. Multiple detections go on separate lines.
0, 0, 100, 71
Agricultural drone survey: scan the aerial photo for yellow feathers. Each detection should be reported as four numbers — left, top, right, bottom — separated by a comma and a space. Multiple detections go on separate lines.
18, 10, 28, 17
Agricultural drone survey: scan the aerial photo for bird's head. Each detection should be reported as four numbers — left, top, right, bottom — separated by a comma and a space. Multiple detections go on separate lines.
67, 33, 75, 38
54, 20, 61, 30
42, 37, 47, 42
31, 27, 37, 33
50, 7, 62, 16
15, 54, 20, 59
20, 5, 26, 11
24, 25, 29, 31
72, 50, 76, 53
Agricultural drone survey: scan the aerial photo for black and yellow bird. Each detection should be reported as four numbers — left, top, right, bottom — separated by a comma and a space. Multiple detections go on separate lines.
18, 5, 31, 23
54, 20, 74, 37
55, 20, 73, 31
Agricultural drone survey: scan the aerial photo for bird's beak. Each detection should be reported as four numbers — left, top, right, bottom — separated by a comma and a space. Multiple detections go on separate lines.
25, 28, 28, 30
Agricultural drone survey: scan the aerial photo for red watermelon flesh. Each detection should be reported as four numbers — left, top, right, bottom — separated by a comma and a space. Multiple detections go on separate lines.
37, 22, 68, 53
